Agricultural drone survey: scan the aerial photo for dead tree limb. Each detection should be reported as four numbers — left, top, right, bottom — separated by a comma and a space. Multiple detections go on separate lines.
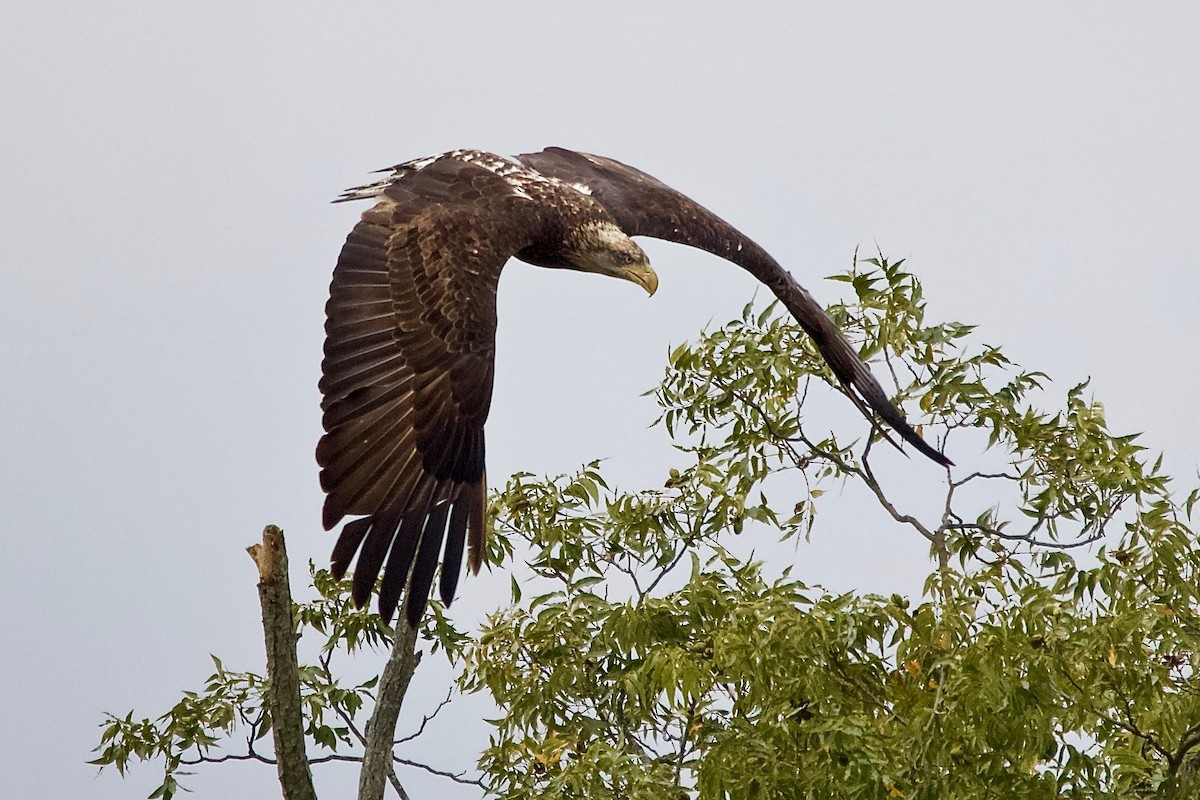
248, 525, 318, 800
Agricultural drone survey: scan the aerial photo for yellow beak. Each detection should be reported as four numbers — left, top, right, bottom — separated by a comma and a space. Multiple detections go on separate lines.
622, 263, 659, 296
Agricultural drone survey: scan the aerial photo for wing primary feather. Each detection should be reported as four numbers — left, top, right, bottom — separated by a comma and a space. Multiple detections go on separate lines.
376, 510, 426, 624
369, 479, 436, 609
404, 501, 452, 627
351, 510, 401, 608
439, 499, 470, 606
467, 477, 486, 573
330, 517, 372, 580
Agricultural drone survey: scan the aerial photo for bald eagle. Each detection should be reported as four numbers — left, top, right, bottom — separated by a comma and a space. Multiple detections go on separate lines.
318, 147, 950, 627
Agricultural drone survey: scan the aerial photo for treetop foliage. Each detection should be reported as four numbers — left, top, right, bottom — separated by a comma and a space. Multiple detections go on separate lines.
94, 254, 1200, 799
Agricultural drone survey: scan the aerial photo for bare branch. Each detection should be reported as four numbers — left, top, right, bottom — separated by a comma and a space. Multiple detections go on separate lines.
247, 526, 318, 800
950, 470, 1020, 487
395, 689, 453, 745
385, 763, 411, 800
393, 756, 485, 787
182, 749, 373, 768
856, 438, 940, 544
641, 543, 693, 598
181, 751, 274, 766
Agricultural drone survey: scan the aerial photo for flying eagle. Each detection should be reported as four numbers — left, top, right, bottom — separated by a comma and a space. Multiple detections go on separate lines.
318, 147, 951, 627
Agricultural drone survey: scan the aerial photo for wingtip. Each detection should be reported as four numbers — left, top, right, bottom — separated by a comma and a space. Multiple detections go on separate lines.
842, 375, 952, 468
925, 447, 954, 468
905, 430, 953, 467
894, 421, 953, 467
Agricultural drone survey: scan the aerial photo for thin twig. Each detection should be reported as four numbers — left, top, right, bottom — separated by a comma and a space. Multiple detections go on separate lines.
393, 756, 486, 787
395, 689, 454, 745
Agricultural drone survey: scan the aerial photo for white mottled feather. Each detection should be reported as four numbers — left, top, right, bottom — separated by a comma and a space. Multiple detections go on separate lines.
335, 149, 592, 204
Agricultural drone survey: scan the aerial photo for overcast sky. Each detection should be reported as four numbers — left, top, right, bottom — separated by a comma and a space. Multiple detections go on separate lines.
4, 3, 1199, 798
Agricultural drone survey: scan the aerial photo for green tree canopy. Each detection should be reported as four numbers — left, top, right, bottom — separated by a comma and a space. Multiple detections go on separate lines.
94, 256, 1200, 800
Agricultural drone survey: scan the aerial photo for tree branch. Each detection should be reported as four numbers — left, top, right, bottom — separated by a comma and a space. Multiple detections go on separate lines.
393, 756, 486, 787
395, 689, 453, 744
357, 617, 421, 800
247, 525, 318, 800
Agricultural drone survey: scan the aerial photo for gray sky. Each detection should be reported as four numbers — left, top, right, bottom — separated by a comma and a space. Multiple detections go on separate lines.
4, 3, 1199, 798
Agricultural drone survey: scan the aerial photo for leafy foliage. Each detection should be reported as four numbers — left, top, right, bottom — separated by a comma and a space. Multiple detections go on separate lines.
466, 254, 1200, 799
89, 566, 468, 799
94, 254, 1200, 799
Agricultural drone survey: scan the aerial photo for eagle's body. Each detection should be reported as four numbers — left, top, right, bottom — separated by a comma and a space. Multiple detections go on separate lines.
319, 147, 949, 626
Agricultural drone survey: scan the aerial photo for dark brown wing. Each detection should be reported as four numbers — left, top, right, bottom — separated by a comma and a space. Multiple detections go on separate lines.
319, 157, 551, 626
517, 147, 951, 466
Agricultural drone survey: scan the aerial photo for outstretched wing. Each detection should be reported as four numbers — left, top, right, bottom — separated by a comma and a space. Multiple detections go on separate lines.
517, 147, 951, 466
319, 156, 550, 626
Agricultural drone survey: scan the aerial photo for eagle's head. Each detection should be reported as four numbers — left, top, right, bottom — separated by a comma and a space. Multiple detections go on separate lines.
567, 222, 658, 296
